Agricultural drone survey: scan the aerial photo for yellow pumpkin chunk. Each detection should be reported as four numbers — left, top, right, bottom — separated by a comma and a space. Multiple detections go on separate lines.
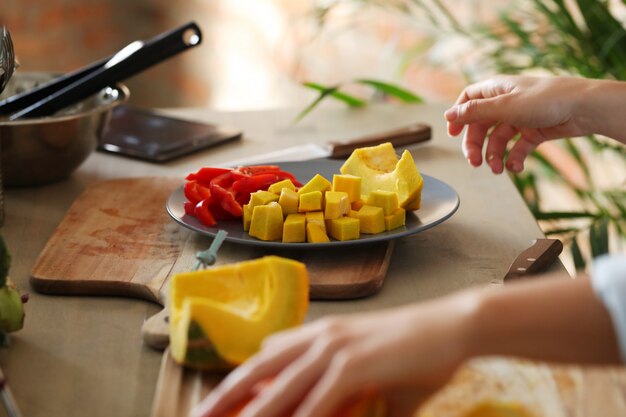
298, 174, 331, 195
282, 214, 306, 243
340, 142, 423, 210
242, 204, 252, 232
384, 208, 406, 231
249, 190, 279, 210
305, 211, 326, 233
298, 191, 323, 212
327, 217, 360, 241
306, 222, 330, 243
367, 190, 399, 216
324, 191, 350, 220
169, 256, 309, 369
278, 188, 299, 216
357, 205, 385, 234
268, 179, 296, 194
348, 209, 359, 219
249, 202, 283, 241
332, 174, 361, 203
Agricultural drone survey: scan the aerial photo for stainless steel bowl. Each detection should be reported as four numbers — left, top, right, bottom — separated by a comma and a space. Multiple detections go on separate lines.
0, 72, 129, 186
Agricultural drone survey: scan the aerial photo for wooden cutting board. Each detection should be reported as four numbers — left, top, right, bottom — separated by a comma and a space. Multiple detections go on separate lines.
30, 177, 395, 345
150, 349, 626, 417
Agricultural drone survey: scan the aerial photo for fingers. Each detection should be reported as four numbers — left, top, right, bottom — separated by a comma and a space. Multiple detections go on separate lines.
485, 124, 518, 174
462, 122, 491, 166
191, 333, 315, 417
446, 96, 505, 127
241, 335, 351, 417
294, 353, 360, 417
505, 128, 545, 173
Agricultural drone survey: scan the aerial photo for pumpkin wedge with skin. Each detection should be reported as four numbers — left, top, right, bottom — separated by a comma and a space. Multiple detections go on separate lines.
340, 142, 423, 210
169, 256, 309, 370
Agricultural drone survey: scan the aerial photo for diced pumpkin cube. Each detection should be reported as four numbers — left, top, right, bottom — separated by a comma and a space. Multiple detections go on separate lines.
306, 223, 330, 243
298, 191, 323, 212
305, 211, 326, 233
327, 217, 360, 241
249, 202, 283, 241
384, 208, 406, 231
348, 209, 359, 219
242, 204, 252, 232
332, 174, 362, 203
367, 190, 399, 216
324, 191, 350, 220
352, 199, 365, 211
357, 205, 385, 234
298, 174, 331, 195
268, 179, 296, 194
249, 191, 279, 210
282, 214, 306, 243
278, 188, 299, 216
169, 256, 309, 369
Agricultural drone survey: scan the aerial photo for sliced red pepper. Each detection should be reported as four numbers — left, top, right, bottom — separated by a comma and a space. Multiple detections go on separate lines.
209, 171, 236, 189
232, 173, 280, 194
210, 183, 244, 217
194, 199, 217, 227
186, 167, 232, 185
184, 181, 212, 205
235, 165, 281, 175
183, 201, 196, 216
208, 201, 238, 220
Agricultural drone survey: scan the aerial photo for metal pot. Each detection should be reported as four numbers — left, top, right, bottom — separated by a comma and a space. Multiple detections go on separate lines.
0, 72, 129, 187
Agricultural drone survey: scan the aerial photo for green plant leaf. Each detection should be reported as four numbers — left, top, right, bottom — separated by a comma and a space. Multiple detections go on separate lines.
571, 236, 587, 270
356, 79, 424, 103
302, 82, 366, 107
294, 82, 366, 123
532, 211, 597, 220
589, 217, 610, 258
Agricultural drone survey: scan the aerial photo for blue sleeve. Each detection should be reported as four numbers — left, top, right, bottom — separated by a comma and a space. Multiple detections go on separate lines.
591, 254, 626, 362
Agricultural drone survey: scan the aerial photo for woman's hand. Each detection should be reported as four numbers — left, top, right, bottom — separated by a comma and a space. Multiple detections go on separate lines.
191, 292, 477, 417
444, 75, 626, 174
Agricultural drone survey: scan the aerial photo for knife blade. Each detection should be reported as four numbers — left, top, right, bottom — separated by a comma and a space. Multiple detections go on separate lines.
0, 365, 23, 417
220, 123, 431, 167
502, 238, 564, 283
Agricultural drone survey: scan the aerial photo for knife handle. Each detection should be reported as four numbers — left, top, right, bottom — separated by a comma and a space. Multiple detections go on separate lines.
328, 123, 431, 159
504, 238, 564, 282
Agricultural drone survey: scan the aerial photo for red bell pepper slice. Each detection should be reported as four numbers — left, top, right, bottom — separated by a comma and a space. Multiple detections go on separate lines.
186, 167, 232, 185
210, 184, 244, 217
184, 181, 212, 205
183, 201, 196, 216
235, 165, 281, 175
194, 199, 217, 227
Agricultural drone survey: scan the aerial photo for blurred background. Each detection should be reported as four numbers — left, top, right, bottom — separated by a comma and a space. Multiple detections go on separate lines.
1, 0, 624, 272
0, 0, 505, 109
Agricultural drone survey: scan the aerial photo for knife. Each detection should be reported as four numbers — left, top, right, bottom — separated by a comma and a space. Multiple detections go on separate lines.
220, 123, 431, 167
497, 238, 564, 284
0, 365, 23, 417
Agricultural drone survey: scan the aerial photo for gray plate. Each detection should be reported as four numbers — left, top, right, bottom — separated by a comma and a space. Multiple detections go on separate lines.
166, 158, 460, 248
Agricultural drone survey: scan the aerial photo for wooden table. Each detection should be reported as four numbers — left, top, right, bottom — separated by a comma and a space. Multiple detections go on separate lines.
0, 103, 623, 417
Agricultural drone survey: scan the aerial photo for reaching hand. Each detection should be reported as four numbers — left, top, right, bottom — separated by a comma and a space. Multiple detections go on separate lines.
191, 294, 473, 417
444, 75, 624, 174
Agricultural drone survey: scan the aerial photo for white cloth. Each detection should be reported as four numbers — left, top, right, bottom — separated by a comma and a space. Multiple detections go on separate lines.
591, 254, 626, 362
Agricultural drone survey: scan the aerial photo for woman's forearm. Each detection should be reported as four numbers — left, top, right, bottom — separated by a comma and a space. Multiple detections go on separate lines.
465, 273, 621, 364
577, 79, 626, 145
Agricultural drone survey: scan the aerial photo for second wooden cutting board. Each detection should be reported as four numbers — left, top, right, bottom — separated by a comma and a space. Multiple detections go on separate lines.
30, 177, 395, 347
